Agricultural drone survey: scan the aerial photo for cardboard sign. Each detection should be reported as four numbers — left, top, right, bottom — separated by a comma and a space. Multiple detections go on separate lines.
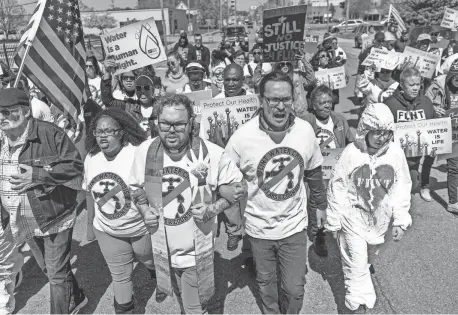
321, 148, 344, 179
361, 34, 374, 51
361, 48, 401, 71
399, 47, 441, 79
0, 65, 3, 76
304, 34, 321, 44
182, 89, 213, 123
263, 5, 307, 62
315, 66, 347, 90
441, 7, 458, 30
101, 17, 166, 75
394, 117, 452, 157
199, 95, 260, 147
438, 108, 458, 160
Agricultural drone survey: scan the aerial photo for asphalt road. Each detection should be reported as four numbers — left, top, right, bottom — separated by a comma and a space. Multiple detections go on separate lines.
15, 34, 458, 314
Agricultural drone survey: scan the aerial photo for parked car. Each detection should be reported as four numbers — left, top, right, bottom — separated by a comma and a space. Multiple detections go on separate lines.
330, 19, 364, 33
224, 25, 249, 52
354, 23, 385, 48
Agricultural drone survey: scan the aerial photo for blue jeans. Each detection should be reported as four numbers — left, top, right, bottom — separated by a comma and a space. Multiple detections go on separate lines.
248, 231, 307, 314
27, 228, 84, 314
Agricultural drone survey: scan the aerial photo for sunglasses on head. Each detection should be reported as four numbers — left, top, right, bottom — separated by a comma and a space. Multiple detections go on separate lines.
122, 75, 135, 81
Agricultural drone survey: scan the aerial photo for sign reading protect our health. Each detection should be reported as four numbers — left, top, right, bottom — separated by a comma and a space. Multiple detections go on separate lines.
262, 5, 307, 62
101, 17, 166, 75
394, 117, 452, 157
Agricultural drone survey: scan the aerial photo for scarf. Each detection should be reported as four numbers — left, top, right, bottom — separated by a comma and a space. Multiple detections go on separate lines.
144, 136, 215, 304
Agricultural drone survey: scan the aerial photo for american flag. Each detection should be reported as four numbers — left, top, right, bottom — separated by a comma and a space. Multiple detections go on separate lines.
14, 0, 87, 124
388, 4, 407, 39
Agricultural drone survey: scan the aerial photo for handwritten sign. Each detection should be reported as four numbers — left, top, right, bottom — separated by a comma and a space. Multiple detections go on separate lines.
361, 48, 401, 71
399, 47, 441, 79
199, 95, 260, 147
394, 117, 452, 157
315, 66, 347, 90
441, 7, 458, 30
361, 34, 374, 51
438, 108, 458, 160
304, 34, 321, 44
182, 90, 212, 123
263, 5, 307, 62
321, 148, 344, 179
101, 17, 166, 75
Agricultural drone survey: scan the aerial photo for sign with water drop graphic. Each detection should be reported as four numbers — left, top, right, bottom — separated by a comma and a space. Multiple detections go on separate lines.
101, 17, 166, 75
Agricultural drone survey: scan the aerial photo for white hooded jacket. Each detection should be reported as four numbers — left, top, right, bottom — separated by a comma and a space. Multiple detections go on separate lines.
325, 103, 412, 244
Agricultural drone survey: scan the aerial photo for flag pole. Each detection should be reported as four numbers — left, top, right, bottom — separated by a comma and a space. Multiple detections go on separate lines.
13, 43, 32, 88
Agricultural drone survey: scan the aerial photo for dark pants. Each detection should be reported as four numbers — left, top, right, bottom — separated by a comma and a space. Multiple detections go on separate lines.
248, 231, 307, 314
408, 155, 435, 192
447, 157, 458, 204
223, 202, 243, 237
27, 228, 84, 314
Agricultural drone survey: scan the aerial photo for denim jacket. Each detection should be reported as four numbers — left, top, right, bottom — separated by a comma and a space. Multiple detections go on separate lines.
1, 118, 83, 232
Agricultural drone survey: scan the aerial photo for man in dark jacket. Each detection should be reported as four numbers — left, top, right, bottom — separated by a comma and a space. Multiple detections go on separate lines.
0, 88, 87, 313
384, 67, 437, 200
194, 33, 211, 77
173, 32, 197, 63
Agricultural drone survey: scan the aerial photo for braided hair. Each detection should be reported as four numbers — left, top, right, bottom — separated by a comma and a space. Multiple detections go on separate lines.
85, 107, 148, 156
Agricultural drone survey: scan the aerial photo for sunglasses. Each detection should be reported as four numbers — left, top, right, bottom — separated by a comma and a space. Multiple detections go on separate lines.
280, 62, 292, 67
136, 85, 152, 92
319, 55, 328, 59
167, 61, 177, 67
0, 107, 22, 117
253, 51, 262, 55
122, 75, 135, 81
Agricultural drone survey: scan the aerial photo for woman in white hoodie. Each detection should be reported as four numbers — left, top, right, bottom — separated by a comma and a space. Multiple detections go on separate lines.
325, 103, 412, 313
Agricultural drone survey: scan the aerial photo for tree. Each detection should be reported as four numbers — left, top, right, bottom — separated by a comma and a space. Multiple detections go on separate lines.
348, 0, 371, 18
329, 3, 335, 17
78, 0, 94, 12
83, 13, 117, 34
0, 0, 26, 40
397, 0, 458, 25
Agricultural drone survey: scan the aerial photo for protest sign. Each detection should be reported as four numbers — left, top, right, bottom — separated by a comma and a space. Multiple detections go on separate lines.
321, 148, 344, 179
394, 117, 452, 157
361, 48, 401, 71
0, 65, 3, 76
441, 7, 458, 30
304, 34, 321, 44
263, 5, 307, 62
438, 108, 458, 160
361, 34, 374, 51
101, 18, 166, 75
182, 90, 213, 123
199, 95, 260, 147
399, 47, 441, 79
315, 66, 347, 90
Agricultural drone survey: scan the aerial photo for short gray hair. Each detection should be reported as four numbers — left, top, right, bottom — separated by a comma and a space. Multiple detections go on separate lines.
400, 67, 421, 84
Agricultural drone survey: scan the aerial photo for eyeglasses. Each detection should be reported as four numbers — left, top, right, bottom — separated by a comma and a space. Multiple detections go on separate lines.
264, 97, 293, 108
86, 64, 94, 68
122, 76, 135, 81
136, 85, 152, 92
253, 51, 262, 55
431, 32, 439, 36
158, 121, 190, 132
371, 130, 393, 140
280, 62, 291, 67
167, 61, 177, 67
93, 128, 121, 137
0, 107, 22, 117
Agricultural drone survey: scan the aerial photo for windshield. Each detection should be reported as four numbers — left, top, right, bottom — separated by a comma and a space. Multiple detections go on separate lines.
226, 27, 246, 36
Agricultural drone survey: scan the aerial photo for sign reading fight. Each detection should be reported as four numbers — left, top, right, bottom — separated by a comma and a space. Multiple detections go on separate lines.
361, 48, 401, 70
394, 117, 452, 157
199, 95, 260, 146
399, 47, 441, 79
262, 5, 307, 62
182, 90, 213, 123
101, 17, 166, 75
438, 108, 458, 160
441, 7, 458, 30
321, 148, 344, 179
315, 66, 347, 89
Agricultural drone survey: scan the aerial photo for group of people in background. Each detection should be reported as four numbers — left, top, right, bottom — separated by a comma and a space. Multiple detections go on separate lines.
0, 18, 457, 315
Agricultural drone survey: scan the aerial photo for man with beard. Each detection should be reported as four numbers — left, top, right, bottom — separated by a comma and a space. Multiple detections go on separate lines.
173, 32, 197, 63
214, 64, 253, 99
225, 71, 327, 313
193, 34, 211, 77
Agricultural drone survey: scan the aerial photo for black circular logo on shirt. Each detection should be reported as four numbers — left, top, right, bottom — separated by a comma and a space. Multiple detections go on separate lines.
88, 172, 131, 220
256, 147, 305, 201
162, 166, 193, 226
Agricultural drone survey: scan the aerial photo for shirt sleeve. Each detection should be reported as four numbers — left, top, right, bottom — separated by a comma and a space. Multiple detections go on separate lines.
217, 152, 244, 187
305, 132, 324, 171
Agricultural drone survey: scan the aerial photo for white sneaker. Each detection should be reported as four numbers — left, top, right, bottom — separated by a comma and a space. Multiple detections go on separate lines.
420, 188, 432, 202
447, 203, 458, 214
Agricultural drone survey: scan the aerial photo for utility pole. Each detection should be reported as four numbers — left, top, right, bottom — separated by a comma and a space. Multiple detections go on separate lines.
220, 0, 223, 30
345, 0, 350, 32
326, 0, 329, 27
160, 0, 168, 54
111, 0, 115, 10
187, 0, 191, 33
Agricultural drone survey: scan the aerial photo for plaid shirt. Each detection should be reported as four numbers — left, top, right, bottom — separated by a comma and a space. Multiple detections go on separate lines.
0, 122, 75, 245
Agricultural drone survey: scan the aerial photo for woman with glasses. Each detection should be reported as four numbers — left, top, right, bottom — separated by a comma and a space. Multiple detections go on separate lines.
83, 107, 155, 314
162, 51, 189, 94
244, 47, 272, 93
101, 57, 138, 106
86, 56, 103, 106
325, 102, 412, 314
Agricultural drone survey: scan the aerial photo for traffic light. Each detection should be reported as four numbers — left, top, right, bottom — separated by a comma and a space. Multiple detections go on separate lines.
339, 1, 345, 9
230, 0, 236, 12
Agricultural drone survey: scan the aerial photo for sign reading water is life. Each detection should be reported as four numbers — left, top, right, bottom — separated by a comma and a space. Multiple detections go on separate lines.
101, 17, 166, 75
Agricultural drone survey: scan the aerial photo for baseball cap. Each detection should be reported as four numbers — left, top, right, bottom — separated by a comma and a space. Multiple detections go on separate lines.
0, 88, 30, 108
417, 33, 432, 42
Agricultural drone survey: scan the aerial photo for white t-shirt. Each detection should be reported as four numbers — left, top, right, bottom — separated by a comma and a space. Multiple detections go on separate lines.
83, 144, 148, 238
244, 62, 272, 77
225, 117, 323, 240
129, 138, 243, 268
140, 105, 154, 134
316, 117, 337, 149
88, 76, 102, 106
113, 89, 138, 102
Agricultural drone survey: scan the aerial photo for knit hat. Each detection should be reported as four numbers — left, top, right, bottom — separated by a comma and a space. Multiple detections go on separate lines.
374, 31, 385, 42
0, 88, 30, 107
